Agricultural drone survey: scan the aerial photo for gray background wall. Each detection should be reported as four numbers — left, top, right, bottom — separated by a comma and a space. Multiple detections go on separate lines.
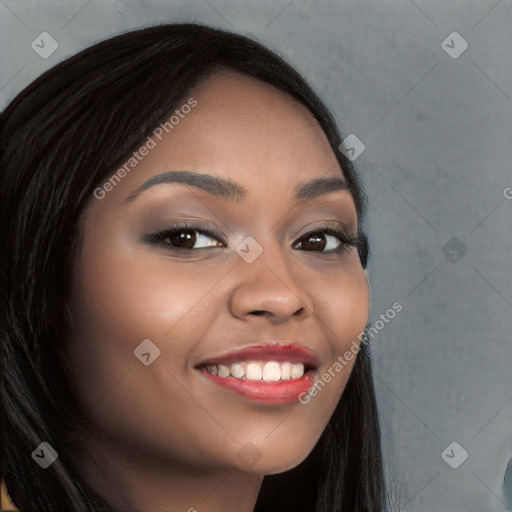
1, 1, 510, 510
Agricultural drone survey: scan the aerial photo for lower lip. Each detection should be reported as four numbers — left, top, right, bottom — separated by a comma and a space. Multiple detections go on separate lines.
198, 369, 316, 405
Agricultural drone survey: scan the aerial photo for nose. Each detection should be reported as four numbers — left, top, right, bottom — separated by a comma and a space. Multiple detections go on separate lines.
228, 246, 314, 324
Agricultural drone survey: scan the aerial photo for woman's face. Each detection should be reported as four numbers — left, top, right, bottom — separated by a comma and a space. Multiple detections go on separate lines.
62, 69, 369, 475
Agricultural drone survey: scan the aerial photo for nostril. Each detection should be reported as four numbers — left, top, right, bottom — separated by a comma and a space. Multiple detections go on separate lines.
251, 310, 266, 316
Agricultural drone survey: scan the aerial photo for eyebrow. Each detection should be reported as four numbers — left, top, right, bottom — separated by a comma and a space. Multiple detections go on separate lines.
125, 170, 350, 203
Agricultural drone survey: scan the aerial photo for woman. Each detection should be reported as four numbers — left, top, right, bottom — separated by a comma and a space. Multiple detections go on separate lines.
1, 23, 385, 511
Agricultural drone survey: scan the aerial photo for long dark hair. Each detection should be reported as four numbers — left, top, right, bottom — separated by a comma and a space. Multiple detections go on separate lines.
1, 23, 385, 511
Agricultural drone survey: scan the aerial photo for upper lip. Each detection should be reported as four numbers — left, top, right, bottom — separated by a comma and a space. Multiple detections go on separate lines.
194, 342, 321, 370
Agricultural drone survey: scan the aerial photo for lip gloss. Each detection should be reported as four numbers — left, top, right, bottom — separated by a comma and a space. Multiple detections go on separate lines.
198, 368, 316, 405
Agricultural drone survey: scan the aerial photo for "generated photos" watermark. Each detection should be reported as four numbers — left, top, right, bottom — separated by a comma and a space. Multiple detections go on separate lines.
93, 97, 197, 200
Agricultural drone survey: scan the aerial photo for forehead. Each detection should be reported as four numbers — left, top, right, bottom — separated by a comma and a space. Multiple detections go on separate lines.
182, 69, 339, 176
94, 69, 348, 211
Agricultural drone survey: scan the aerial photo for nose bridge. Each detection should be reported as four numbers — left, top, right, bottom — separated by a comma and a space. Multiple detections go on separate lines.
229, 234, 314, 320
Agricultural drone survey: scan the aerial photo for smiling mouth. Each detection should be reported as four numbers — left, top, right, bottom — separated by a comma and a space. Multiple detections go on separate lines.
194, 343, 319, 404
196, 362, 317, 404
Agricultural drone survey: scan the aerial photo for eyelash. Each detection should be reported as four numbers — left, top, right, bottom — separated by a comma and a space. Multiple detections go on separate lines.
143, 222, 358, 255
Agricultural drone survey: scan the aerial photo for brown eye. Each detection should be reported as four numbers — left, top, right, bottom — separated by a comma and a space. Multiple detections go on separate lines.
293, 227, 358, 254
163, 229, 197, 250
144, 225, 225, 251
299, 232, 332, 252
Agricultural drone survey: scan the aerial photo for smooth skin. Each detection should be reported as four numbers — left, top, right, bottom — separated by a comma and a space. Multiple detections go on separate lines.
59, 69, 370, 512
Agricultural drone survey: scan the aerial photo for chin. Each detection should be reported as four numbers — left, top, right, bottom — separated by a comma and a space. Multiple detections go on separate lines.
230, 434, 319, 475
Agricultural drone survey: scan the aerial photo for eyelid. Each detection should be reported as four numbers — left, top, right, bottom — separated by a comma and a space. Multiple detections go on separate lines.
297, 220, 357, 240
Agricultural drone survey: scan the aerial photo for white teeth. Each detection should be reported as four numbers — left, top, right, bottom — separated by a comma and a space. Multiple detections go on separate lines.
246, 363, 263, 380
204, 361, 308, 381
281, 362, 291, 380
230, 363, 245, 378
290, 363, 304, 379
218, 364, 230, 378
262, 361, 281, 381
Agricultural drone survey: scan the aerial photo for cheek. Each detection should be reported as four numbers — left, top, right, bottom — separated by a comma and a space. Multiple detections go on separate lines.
65, 244, 223, 391
70, 236, 227, 347
313, 256, 370, 346
62, 251, 227, 463
291, 259, 370, 429
326, 263, 369, 381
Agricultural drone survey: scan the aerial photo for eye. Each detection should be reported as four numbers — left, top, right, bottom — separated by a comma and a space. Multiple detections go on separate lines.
143, 224, 226, 251
293, 227, 358, 254
143, 223, 358, 255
